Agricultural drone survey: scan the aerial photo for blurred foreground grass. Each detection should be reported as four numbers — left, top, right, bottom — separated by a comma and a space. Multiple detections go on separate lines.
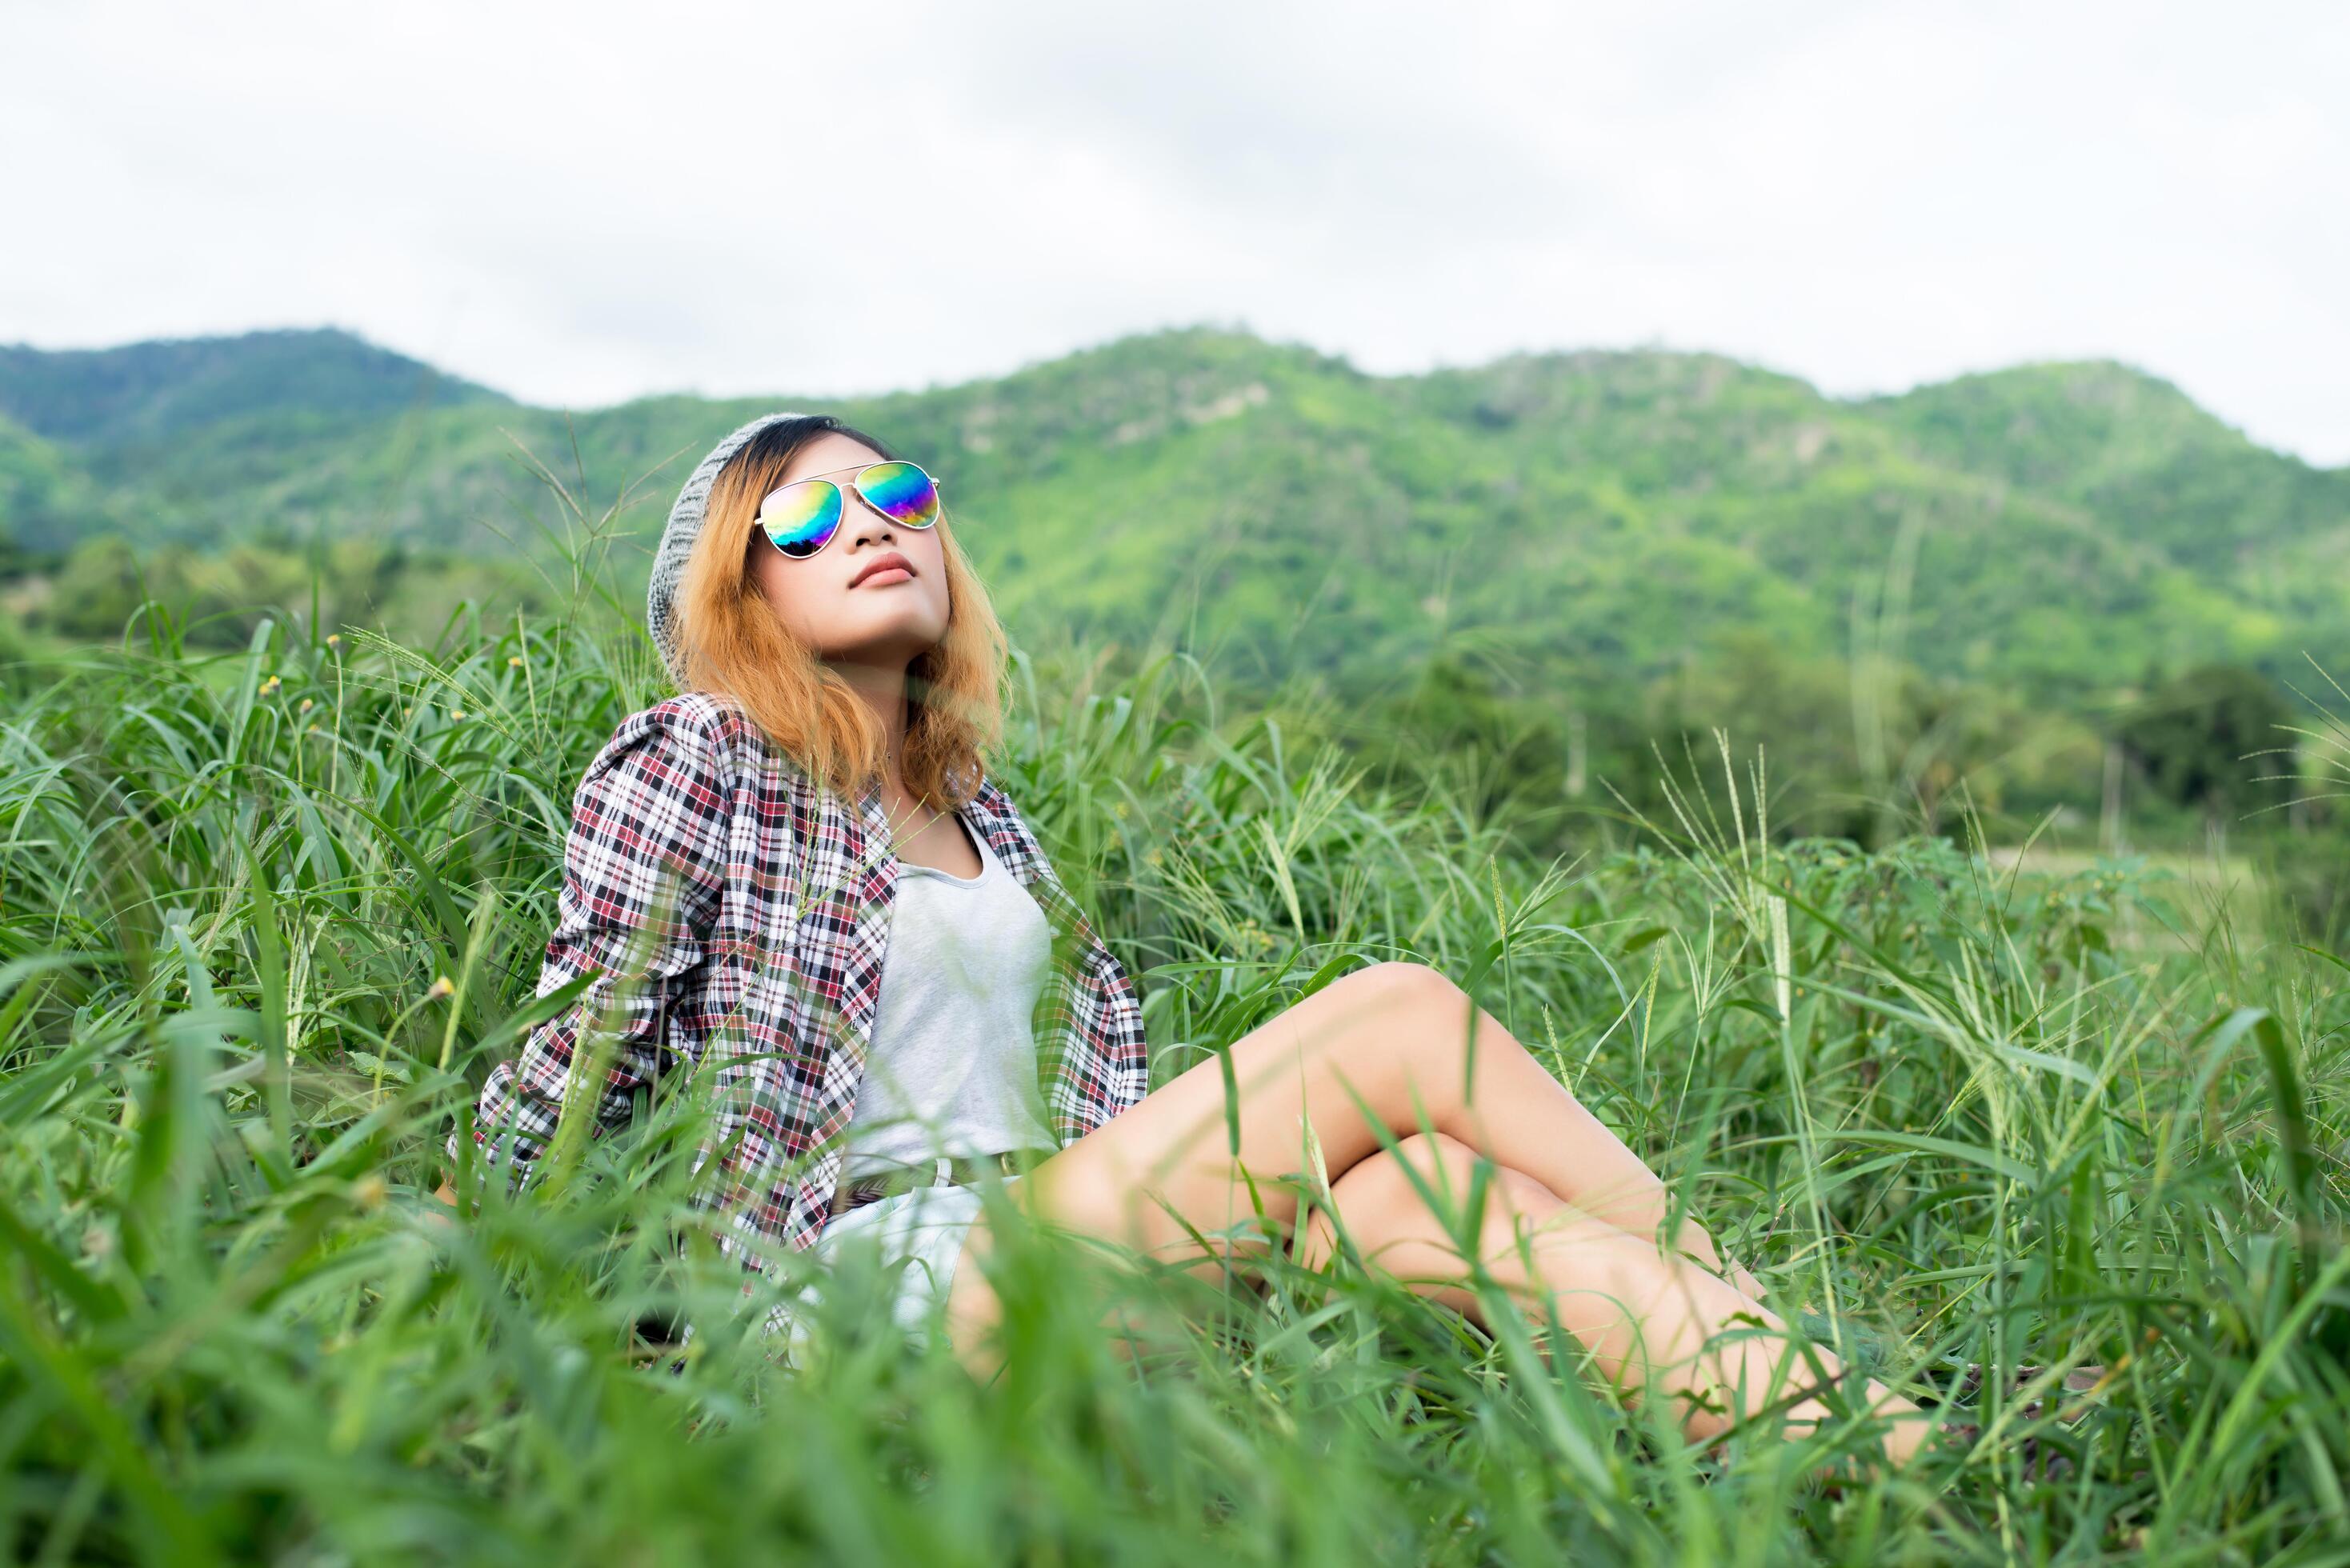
0, 596, 2344, 1565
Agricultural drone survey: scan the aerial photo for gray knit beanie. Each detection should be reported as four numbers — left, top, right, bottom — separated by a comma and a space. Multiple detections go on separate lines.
646, 410, 813, 690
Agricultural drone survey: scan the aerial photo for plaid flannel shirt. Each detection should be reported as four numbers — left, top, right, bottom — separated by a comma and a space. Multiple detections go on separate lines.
450, 690, 1151, 1281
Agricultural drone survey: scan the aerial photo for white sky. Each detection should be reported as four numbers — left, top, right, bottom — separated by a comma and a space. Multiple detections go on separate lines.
6, 0, 2345, 464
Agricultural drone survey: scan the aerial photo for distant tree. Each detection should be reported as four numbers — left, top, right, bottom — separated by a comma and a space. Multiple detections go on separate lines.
0, 578, 26, 682
35, 536, 201, 640
37, 537, 148, 638
1, 416, 110, 558
2116, 664, 2296, 823
1651, 630, 1873, 842
1356, 649, 1567, 822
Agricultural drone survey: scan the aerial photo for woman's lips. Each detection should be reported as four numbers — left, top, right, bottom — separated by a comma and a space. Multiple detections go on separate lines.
857, 566, 914, 587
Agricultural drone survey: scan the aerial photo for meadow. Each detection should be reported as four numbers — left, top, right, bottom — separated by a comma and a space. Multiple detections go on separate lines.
1, 558, 2345, 1563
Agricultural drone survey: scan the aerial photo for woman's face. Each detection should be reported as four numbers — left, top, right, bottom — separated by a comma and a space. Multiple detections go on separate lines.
744, 432, 951, 667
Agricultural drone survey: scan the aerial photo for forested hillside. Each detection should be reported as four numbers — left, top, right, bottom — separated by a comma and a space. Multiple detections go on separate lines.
4, 325, 2344, 852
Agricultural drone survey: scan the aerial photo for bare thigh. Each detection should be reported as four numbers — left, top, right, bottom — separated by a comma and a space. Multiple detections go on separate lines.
1292, 1128, 1637, 1338
941, 961, 1552, 1369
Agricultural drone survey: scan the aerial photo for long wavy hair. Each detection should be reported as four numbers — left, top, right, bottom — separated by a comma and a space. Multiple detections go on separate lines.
672, 414, 1009, 809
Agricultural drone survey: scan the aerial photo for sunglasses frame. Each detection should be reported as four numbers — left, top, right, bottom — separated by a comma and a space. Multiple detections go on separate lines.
754, 459, 944, 562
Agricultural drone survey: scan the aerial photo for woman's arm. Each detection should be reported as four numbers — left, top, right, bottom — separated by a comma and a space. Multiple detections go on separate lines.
445, 703, 732, 1194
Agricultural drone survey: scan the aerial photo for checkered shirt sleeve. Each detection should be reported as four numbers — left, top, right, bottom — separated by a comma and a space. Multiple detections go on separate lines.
450, 704, 731, 1186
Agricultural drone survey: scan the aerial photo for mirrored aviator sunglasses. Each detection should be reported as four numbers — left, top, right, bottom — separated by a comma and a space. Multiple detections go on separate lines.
755, 460, 943, 560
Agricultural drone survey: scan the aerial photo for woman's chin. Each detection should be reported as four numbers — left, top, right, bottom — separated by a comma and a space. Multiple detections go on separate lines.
811, 626, 947, 667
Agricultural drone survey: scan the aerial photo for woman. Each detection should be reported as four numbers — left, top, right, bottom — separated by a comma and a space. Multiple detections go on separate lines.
449, 410, 1952, 1466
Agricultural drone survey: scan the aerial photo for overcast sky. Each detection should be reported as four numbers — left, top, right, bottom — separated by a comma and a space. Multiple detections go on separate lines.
6, 0, 2344, 463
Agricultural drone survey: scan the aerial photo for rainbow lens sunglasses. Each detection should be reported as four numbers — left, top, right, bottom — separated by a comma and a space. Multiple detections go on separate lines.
755, 460, 943, 560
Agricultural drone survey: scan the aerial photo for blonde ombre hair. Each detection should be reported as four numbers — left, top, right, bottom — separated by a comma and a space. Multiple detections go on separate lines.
672, 416, 1009, 809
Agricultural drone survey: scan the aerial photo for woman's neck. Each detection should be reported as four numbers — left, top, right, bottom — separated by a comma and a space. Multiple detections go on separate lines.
831, 656, 911, 792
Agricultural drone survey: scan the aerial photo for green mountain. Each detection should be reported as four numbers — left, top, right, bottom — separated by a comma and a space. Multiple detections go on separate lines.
0, 326, 507, 449
0, 414, 116, 554
5, 326, 2345, 760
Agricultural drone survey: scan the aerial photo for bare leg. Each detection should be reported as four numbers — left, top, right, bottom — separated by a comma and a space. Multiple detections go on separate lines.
1287, 1131, 1934, 1464
943, 962, 1768, 1377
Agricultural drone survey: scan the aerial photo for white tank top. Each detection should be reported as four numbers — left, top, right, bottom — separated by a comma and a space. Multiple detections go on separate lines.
837, 816, 1060, 1181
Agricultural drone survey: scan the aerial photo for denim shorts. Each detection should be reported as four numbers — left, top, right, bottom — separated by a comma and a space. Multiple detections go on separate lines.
779, 1172, 1025, 1365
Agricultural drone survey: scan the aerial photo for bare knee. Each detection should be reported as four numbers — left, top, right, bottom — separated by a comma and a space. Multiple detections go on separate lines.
1344, 960, 1463, 1017
1294, 1130, 1499, 1274
1329, 962, 1507, 1069
1354, 962, 1545, 1122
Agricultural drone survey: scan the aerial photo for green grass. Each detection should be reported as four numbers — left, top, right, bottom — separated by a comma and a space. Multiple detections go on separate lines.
15, 326, 2350, 842
1, 575, 2346, 1563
